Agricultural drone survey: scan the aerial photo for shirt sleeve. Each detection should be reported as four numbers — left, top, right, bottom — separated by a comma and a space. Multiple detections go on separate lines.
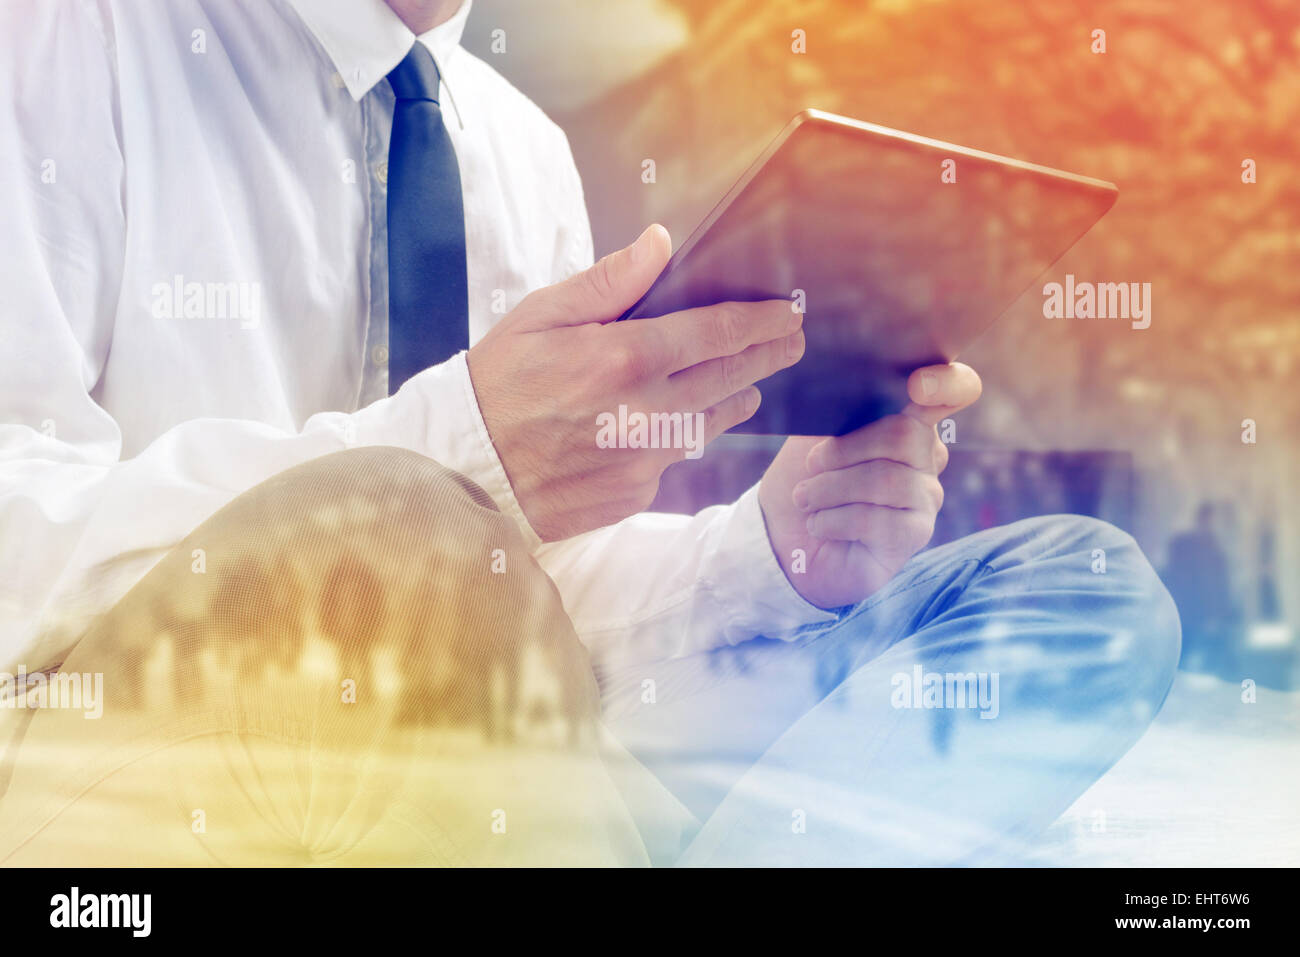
535, 488, 840, 670
532, 127, 839, 671
0, 2, 522, 672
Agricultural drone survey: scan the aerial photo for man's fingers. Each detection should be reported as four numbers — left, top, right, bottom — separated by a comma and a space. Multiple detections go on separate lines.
666, 329, 804, 411
700, 386, 763, 443
806, 414, 937, 474
900, 401, 960, 428
648, 299, 802, 372
805, 502, 936, 550
907, 362, 982, 411
519, 224, 672, 330
793, 460, 942, 513
900, 360, 980, 427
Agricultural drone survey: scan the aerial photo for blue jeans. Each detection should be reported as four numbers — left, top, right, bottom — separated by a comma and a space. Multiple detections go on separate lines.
601, 514, 1182, 865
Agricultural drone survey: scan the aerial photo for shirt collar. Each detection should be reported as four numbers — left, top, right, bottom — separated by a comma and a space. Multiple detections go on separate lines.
285, 0, 473, 101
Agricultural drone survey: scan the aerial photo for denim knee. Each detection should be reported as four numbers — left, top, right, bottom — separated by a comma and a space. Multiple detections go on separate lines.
1008, 514, 1182, 706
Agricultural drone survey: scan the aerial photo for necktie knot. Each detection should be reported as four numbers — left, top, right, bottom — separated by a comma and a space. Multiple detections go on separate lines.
387, 42, 442, 103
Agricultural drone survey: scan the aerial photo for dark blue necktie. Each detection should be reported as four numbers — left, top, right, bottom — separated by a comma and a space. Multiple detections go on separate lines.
385, 42, 468, 393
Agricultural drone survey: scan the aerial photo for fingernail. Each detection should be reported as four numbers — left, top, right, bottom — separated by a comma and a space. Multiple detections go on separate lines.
806, 441, 827, 473
630, 224, 656, 263
787, 330, 805, 361
920, 370, 938, 399
792, 482, 809, 510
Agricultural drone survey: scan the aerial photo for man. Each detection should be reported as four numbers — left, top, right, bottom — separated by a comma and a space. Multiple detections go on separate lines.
1163, 503, 1234, 674
0, 0, 1179, 865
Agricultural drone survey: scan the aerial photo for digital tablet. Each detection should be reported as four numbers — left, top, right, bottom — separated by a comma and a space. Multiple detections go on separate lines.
618, 109, 1119, 435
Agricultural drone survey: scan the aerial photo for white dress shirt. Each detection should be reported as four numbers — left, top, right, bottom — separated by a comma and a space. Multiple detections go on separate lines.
0, 0, 837, 680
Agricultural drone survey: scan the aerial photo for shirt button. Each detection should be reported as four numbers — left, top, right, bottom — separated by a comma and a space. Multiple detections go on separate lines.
371, 344, 389, 366
375, 161, 388, 186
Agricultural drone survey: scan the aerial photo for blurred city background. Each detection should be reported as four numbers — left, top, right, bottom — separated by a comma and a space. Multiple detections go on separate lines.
464, 0, 1300, 690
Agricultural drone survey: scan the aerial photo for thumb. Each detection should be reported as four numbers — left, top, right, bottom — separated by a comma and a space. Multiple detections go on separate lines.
518, 223, 672, 330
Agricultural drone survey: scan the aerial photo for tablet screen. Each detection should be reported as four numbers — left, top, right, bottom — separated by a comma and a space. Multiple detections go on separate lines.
621, 111, 1118, 435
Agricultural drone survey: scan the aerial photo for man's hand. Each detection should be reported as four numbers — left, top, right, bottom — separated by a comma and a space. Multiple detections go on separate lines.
468, 224, 805, 542
758, 363, 982, 609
